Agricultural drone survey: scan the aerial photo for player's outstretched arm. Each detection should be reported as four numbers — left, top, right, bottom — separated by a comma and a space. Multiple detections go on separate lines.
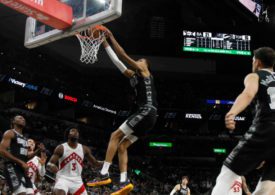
105, 29, 146, 72
225, 73, 259, 131
47, 145, 63, 174
103, 39, 134, 78
0, 130, 28, 170
83, 145, 102, 167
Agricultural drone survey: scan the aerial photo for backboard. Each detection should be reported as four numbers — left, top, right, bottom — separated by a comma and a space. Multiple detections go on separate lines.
24, 0, 122, 48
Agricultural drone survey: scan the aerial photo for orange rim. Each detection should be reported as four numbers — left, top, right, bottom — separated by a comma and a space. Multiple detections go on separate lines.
75, 25, 106, 39
93, 25, 107, 31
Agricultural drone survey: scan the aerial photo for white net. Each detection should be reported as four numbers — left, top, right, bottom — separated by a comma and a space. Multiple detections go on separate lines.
76, 26, 106, 64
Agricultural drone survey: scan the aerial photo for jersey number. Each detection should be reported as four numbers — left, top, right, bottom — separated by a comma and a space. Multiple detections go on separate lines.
233, 186, 240, 192
72, 163, 76, 171
267, 87, 275, 110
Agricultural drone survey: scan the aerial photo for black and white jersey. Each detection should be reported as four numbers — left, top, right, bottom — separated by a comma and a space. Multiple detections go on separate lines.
8, 130, 28, 162
253, 70, 275, 124
129, 74, 158, 109
178, 184, 189, 195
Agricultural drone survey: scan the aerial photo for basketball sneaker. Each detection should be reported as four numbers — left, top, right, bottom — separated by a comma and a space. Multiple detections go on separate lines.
111, 180, 134, 195
87, 173, 112, 187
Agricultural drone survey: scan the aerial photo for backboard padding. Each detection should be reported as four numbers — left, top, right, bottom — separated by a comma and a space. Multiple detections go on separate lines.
24, 0, 122, 48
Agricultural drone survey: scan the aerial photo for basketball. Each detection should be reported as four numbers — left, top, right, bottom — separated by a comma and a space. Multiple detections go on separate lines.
91, 25, 107, 39
91, 28, 101, 39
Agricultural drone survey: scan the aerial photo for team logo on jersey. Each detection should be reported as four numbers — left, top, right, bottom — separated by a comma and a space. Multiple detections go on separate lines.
17, 137, 28, 147
260, 75, 275, 86
28, 161, 38, 172
230, 180, 242, 193
60, 152, 83, 169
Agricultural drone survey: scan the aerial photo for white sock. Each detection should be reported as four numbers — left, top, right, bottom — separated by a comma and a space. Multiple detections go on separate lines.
100, 161, 111, 175
120, 172, 127, 183
211, 165, 241, 195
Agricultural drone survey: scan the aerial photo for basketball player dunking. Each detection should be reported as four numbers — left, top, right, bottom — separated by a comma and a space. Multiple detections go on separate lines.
0, 115, 44, 195
87, 27, 158, 194
47, 127, 102, 195
170, 176, 191, 195
211, 47, 275, 195
27, 139, 47, 195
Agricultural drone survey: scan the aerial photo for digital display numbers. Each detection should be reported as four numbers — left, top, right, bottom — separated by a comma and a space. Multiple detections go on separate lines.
183, 30, 251, 56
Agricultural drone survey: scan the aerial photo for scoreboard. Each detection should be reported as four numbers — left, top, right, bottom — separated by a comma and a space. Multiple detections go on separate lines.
183, 30, 251, 56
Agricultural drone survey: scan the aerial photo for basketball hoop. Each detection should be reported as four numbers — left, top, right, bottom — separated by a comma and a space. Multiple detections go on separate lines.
75, 25, 107, 64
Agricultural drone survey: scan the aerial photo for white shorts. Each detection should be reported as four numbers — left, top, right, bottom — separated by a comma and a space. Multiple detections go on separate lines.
119, 121, 138, 143
54, 177, 87, 195
13, 183, 34, 195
